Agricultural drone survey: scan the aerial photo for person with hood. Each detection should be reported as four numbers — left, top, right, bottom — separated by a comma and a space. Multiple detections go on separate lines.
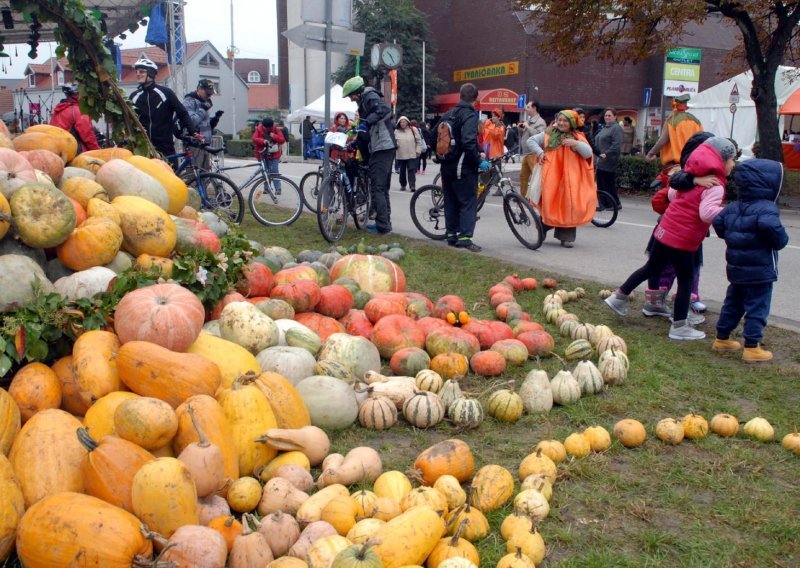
604, 136, 735, 340
482, 108, 506, 160
183, 79, 223, 171
711, 159, 789, 363
50, 84, 100, 152
342, 76, 397, 235
646, 93, 703, 165
394, 116, 423, 192
252, 118, 286, 194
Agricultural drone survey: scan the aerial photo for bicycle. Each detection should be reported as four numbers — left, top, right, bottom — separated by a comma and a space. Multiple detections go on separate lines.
214, 148, 304, 227
299, 148, 325, 213
167, 138, 245, 224
591, 189, 619, 228
410, 153, 544, 250
316, 132, 372, 242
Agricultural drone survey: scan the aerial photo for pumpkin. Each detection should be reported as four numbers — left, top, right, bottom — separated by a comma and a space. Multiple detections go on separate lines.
237, 262, 274, 298
219, 301, 280, 354
0, 148, 37, 199
80, 147, 134, 162
516, 330, 554, 357
125, 155, 188, 214
255, 298, 296, 320
294, 312, 346, 342
681, 413, 709, 440
415, 369, 443, 393
25, 124, 79, 161
208, 515, 243, 551
371, 506, 445, 568
332, 540, 383, 568
513, 489, 550, 522
0, 193, 10, 240
0, 453, 23, 561
518, 449, 557, 483
18, 149, 64, 185
411, 439, 474, 486
402, 391, 446, 429
427, 519, 480, 567
318, 333, 382, 381
134, 253, 173, 277
270, 280, 322, 313
470, 464, 514, 512
439, 378, 463, 411
173, 217, 222, 254
114, 283, 205, 352
364, 295, 407, 323
111, 195, 177, 257
470, 350, 506, 377
655, 418, 685, 445
246, 371, 311, 429
489, 338, 529, 367
81, 391, 138, 441
371, 314, 426, 359
56, 216, 122, 271
187, 332, 261, 388
584, 425, 612, 452
10, 182, 76, 247
563, 432, 592, 458
486, 389, 524, 423
782, 430, 800, 455
426, 327, 480, 359
573, 360, 605, 395
257, 345, 317, 386
598, 347, 628, 385
709, 413, 739, 437
67, 153, 105, 174
114, 397, 178, 450
564, 338, 593, 361
505, 525, 545, 566
743, 417, 774, 441
316, 284, 354, 319
390, 347, 431, 377
53, 266, 116, 301
9, 409, 87, 507
0, 388, 21, 456
358, 395, 398, 430
15, 492, 152, 567
431, 352, 470, 380
12, 131, 70, 162
217, 380, 278, 476
296, 375, 359, 431
519, 369, 553, 414
228, 476, 263, 513
550, 369, 581, 405
8, 362, 62, 423
613, 418, 647, 448
132, 457, 199, 537
116, 341, 222, 408
534, 440, 566, 463
96, 159, 169, 209
154, 524, 228, 567
330, 254, 406, 294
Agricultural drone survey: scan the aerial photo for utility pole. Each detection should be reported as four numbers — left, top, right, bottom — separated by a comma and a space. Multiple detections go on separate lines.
421, 41, 426, 122
230, 0, 237, 139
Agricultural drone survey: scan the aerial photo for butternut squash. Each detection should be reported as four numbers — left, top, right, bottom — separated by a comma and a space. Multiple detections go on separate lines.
72, 330, 120, 408
371, 506, 446, 568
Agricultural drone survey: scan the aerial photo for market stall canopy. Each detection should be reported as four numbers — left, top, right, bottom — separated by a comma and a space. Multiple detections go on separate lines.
778, 88, 800, 115
286, 84, 358, 124
0, 0, 161, 45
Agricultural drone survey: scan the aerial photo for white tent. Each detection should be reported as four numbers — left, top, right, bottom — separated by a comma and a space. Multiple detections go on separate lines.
688, 66, 799, 158
286, 84, 358, 125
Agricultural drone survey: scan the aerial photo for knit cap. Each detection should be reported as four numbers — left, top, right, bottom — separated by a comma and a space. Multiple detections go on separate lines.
702, 136, 737, 161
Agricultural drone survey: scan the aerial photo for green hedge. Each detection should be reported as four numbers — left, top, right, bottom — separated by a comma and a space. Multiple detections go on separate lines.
226, 140, 254, 158
617, 156, 661, 191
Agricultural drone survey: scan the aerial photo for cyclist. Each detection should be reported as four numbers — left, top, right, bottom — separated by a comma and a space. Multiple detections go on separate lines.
129, 56, 195, 160
49, 84, 100, 152
252, 118, 286, 194
342, 76, 396, 235
183, 79, 223, 171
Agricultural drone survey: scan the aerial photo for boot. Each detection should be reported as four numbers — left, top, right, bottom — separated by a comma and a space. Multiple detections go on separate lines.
642, 288, 670, 318
604, 292, 629, 316
712, 338, 742, 352
668, 320, 706, 340
743, 344, 772, 363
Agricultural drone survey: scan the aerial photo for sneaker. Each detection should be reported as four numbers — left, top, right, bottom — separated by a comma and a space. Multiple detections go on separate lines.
365, 224, 379, 234
712, 338, 742, 352
400, 187, 407, 192
642, 303, 671, 318
668, 321, 706, 340
670, 312, 705, 325
743, 344, 772, 363
560, 241, 574, 248
691, 301, 707, 313
456, 242, 482, 252
604, 294, 629, 317
275, 189, 281, 196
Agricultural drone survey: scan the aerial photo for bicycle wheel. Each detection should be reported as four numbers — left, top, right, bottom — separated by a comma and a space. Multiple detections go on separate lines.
503, 193, 544, 250
317, 176, 347, 242
300, 170, 323, 213
433, 172, 441, 186
352, 181, 372, 229
410, 184, 447, 241
248, 174, 303, 227
191, 172, 244, 224
592, 189, 619, 228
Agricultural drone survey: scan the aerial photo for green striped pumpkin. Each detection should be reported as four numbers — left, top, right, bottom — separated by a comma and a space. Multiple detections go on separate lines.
486, 389, 524, 423
448, 397, 484, 429
402, 390, 445, 429
564, 339, 593, 361
559, 319, 581, 338
570, 323, 595, 341
595, 334, 628, 354
550, 370, 581, 405
598, 347, 630, 371
314, 359, 354, 383
440, 378, 463, 412
415, 369, 443, 393
598, 350, 628, 386
358, 395, 398, 430
573, 360, 605, 395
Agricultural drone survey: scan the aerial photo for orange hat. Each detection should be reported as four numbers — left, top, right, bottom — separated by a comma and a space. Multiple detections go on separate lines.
493, 108, 504, 118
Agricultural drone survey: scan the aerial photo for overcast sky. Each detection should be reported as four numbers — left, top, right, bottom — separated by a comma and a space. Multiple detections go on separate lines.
1, 0, 279, 79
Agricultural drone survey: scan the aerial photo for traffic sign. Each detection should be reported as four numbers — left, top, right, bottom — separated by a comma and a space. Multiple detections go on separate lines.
729, 83, 740, 104
282, 24, 365, 56
517, 94, 526, 109
729, 103, 737, 113
643, 87, 652, 107
301, 0, 353, 28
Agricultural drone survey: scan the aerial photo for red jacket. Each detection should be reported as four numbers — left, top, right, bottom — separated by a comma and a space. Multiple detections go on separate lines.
252, 124, 285, 160
49, 98, 100, 151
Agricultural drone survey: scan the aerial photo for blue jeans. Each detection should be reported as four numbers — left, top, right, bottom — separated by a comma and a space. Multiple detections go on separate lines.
303, 140, 313, 159
716, 282, 773, 346
265, 158, 281, 190
442, 171, 478, 244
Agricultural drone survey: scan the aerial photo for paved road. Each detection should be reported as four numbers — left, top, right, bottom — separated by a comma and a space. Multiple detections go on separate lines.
221, 158, 800, 332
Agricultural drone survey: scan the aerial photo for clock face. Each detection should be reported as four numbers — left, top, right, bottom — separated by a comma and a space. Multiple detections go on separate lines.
381, 45, 401, 68
370, 44, 380, 68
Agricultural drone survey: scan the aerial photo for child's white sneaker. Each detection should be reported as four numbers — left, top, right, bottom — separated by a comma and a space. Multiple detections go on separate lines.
668, 321, 706, 341
670, 312, 705, 325
691, 300, 707, 313
604, 294, 629, 316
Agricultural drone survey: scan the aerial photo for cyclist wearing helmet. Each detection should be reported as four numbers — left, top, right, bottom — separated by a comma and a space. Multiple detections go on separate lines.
342, 75, 396, 235
129, 56, 194, 159
49, 83, 100, 151
183, 79, 223, 170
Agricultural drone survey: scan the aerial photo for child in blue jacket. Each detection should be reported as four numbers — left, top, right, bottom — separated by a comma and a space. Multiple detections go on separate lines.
711, 159, 789, 362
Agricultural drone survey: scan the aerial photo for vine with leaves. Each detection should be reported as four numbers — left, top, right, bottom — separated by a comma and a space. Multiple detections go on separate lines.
0, 0, 154, 155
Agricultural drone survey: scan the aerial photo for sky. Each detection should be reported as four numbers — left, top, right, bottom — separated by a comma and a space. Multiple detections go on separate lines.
0, 0, 279, 79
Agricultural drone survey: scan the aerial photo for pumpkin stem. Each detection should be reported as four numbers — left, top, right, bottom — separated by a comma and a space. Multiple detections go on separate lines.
241, 512, 258, 535
357, 538, 381, 559
404, 467, 426, 486
551, 352, 568, 370
468, 378, 515, 400
515, 546, 525, 559
450, 518, 469, 546
445, 503, 466, 530
214, 477, 233, 495
186, 404, 210, 448
76, 427, 98, 452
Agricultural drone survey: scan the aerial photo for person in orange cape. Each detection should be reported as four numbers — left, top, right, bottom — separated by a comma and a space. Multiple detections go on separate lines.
482, 108, 506, 159
646, 93, 702, 165
525, 109, 597, 248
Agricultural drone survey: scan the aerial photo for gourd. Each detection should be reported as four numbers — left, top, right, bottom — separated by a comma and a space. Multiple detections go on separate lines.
486, 389, 524, 423
400, 486, 448, 514
321, 494, 360, 536
373, 470, 413, 504
513, 489, 550, 521
258, 510, 301, 557
583, 425, 612, 452
505, 525, 545, 566
346, 519, 385, 546
332, 540, 383, 568
497, 547, 536, 568
563, 432, 591, 458
573, 360, 605, 395
518, 369, 552, 414
229, 514, 275, 568
518, 449, 557, 484
520, 475, 553, 501
709, 413, 739, 437
228, 476, 263, 513
0, 387, 21, 457
306, 534, 352, 567
0, 453, 23, 561
257, 477, 309, 517
177, 405, 226, 497
411, 439, 475, 485
534, 440, 567, 463
155, 524, 228, 567
131, 457, 199, 537
403, 390, 446, 429
613, 418, 647, 448
358, 395, 398, 430
439, 377, 463, 410
256, 425, 331, 466
242, 371, 311, 429
415, 369, 443, 393
655, 418, 685, 445
470, 464, 515, 512
371, 506, 445, 568
96, 159, 169, 209
318, 333, 382, 381
296, 375, 359, 430
434, 475, 467, 510
296, 484, 351, 526
448, 397, 484, 429
8, 362, 61, 423
782, 429, 800, 455
681, 413, 709, 440
426, 519, 480, 567
10, 182, 76, 248
208, 514, 243, 551
220, 301, 280, 354
598, 347, 628, 385
317, 447, 383, 488
550, 369, 581, 405
111, 195, 176, 257
56, 216, 122, 271
743, 417, 774, 441
114, 396, 178, 450
256, 345, 316, 386
446, 500, 489, 542
54, 266, 117, 301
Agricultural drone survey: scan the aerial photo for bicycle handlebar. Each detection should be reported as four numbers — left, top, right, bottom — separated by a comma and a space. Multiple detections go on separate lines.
180, 135, 224, 155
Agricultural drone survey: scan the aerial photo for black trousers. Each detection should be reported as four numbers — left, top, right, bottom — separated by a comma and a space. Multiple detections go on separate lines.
368, 149, 395, 233
596, 169, 618, 203
442, 171, 478, 244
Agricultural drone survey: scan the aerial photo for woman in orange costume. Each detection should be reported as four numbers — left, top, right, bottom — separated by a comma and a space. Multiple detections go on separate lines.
482, 108, 506, 159
646, 93, 703, 165
525, 109, 597, 248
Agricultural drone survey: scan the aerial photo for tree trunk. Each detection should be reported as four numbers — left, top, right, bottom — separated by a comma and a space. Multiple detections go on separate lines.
751, 67, 782, 161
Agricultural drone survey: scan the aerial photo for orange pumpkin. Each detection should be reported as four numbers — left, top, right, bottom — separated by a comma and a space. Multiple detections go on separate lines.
433, 295, 466, 319
293, 312, 346, 342
57, 216, 123, 271
68, 153, 106, 174
86, 198, 120, 226
469, 350, 507, 377
26, 124, 79, 162
60, 177, 109, 208
114, 283, 205, 352
208, 515, 243, 551
0, 387, 21, 456
13, 131, 72, 162
134, 253, 174, 277
411, 439, 475, 485
315, 284, 354, 319
82, 391, 139, 441
72, 330, 121, 409
0, 193, 10, 240
8, 362, 62, 423
77, 428, 155, 512
364, 296, 407, 323
430, 352, 470, 380
80, 147, 134, 162
246, 372, 311, 430
50, 356, 86, 416
18, 149, 64, 185
370, 314, 426, 359
270, 280, 321, 313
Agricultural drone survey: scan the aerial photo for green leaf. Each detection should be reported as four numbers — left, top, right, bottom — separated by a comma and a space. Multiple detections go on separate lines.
0, 355, 11, 378
26, 338, 49, 361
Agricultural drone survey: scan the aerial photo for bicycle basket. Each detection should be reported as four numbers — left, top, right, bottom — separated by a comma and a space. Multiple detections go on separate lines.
324, 131, 348, 149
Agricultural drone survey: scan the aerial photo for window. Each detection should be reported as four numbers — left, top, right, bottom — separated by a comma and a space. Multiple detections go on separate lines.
28, 74, 35, 87
56, 71, 65, 86
199, 53, 219, 68
200, 77, 220, 95
247, 70, 261, 83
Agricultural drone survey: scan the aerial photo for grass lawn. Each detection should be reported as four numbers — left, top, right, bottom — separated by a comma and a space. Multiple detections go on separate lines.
243, 212, 800, 567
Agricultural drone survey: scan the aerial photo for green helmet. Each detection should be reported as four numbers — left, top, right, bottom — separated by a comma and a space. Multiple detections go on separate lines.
342, 76, 365, 97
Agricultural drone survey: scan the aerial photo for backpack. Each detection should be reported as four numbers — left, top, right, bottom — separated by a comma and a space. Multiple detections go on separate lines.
414, 127, 427, 153
434, 110, 459, 163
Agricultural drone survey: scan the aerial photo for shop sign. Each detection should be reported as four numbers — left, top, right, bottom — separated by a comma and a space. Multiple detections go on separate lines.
454, 61, 519, 82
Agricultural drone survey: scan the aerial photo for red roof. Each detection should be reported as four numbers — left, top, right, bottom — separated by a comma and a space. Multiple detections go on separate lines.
248, 84, 279, 111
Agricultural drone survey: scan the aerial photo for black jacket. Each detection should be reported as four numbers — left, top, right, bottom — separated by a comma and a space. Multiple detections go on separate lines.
130, 82, 194, 152
441, 100, 481, 179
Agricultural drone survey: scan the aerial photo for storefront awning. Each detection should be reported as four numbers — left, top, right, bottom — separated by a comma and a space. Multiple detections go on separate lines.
432, 88, 521, 113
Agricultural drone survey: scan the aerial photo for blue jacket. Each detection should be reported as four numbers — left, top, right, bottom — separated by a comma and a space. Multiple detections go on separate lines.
712, 159, 789, 284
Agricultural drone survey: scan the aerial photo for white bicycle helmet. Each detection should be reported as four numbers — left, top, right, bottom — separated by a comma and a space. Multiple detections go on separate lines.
133, 56, 158, 77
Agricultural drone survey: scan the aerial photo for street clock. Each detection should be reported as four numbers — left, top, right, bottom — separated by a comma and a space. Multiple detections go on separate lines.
370, 43, 403, 69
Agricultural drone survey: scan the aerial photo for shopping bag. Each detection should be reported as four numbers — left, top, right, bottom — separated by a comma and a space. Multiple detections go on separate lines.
528, 162, 543, 203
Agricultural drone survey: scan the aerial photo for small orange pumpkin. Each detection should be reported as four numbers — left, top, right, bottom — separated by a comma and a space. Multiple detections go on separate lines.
430, 352, 469, 380
57, 216, 123, 271
411, 439, 475, 485
8, 362, 62, 423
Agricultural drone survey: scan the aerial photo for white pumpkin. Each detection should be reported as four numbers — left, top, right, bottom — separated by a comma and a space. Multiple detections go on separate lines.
95, 159, 169, 210
256, 345, 317, 385
317, 333, 381, 381
573, 360, 605, 395
53, 266, 116, 301
199, 211, 228, 237
598, 351, 628, 385
550, 370, 581, 405
0, 254, 56, 311
219, 301, 279, 354
519, 369, 553, 414
202, 320, 222, 337
295, 375, 359, 430
275, 318, 312, 345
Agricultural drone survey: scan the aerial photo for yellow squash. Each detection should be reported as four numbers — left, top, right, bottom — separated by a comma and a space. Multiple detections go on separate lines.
131, 457, 199, 537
